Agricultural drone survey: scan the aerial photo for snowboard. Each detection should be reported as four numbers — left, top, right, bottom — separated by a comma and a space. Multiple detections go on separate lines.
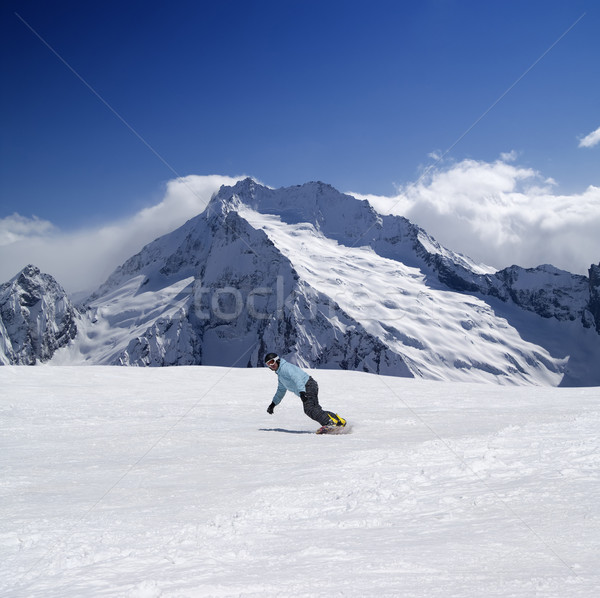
316, 424, 352, 435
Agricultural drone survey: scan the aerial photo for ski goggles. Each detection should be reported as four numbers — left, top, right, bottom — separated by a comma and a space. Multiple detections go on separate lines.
266, 357, 279, 366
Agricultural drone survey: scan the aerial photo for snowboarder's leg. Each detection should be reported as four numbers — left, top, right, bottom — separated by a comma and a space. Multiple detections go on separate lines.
301, 378, 345, 427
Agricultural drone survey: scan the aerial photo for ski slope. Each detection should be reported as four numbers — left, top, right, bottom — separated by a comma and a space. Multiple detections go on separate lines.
1, 366, 599, 597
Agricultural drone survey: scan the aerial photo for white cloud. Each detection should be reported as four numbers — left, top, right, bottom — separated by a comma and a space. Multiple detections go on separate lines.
354, 156, 600, 275
579, 125, 600, 148
0, 175, 243, 293
0, 214, 56, 246
427, 150, 443, 161
499, 150, 518, 162
1, 164, 598, 297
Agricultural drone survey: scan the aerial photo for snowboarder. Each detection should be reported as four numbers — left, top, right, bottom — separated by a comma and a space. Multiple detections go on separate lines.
264, 352, 346, 433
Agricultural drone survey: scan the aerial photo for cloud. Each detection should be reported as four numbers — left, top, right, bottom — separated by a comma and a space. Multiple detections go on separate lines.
1, 165, 598, 298
579, 126, 600, 148
0, 175, 243, 293
354, 156, 600, 276
0, 214, 56, 246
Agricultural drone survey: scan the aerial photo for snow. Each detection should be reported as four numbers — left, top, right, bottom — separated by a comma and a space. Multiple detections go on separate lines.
2, 366, 599, 597
238, 205, 567, 385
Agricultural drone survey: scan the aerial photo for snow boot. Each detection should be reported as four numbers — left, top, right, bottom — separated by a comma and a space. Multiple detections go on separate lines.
328, 414, 346, 427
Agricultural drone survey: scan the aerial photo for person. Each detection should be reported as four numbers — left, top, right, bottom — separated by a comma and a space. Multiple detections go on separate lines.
264, 352, 346, 432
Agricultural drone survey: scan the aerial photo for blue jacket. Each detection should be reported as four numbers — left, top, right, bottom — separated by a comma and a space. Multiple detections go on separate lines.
271, 358, 310, 405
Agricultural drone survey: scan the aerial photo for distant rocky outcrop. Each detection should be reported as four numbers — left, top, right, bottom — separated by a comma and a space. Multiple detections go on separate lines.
588, 263, 600, 331
0, 265, 80, 364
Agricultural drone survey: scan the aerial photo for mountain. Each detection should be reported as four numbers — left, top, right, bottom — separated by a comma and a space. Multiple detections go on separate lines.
1, 179, 599, 386
0, 264, 80, 365
71, 181, 411, 375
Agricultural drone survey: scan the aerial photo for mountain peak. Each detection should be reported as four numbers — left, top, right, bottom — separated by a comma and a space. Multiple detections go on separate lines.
11, 264, 41, 283
229, 176, 258, 194
0, 264, 80, 364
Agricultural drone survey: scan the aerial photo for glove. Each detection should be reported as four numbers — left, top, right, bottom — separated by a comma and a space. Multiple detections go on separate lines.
267, 402, 276, 414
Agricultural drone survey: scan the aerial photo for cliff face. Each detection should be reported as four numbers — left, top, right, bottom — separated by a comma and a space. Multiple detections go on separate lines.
0, 265, 80, 364
588, 263, 600, 332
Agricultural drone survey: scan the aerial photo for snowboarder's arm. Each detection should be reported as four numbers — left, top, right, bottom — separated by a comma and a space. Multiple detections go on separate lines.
272, 379, 287, 405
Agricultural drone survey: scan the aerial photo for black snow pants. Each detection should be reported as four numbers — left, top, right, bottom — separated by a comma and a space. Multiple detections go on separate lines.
300, 377, 337, 426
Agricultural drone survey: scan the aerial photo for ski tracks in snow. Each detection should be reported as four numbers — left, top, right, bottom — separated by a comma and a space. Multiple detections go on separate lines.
1, 366, 599, 597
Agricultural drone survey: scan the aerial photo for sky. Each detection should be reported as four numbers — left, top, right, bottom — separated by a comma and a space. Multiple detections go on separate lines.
1, 0, 599, 292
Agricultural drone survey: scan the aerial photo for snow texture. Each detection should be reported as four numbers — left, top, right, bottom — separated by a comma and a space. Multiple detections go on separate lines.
1, 366, 599, 597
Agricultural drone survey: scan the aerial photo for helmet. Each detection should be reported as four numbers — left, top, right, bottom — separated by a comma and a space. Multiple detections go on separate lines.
264, 352, 280, 365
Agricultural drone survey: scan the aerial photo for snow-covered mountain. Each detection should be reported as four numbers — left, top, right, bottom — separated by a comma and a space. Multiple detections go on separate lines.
2, 179, 599, 386
0, 265, 80, 365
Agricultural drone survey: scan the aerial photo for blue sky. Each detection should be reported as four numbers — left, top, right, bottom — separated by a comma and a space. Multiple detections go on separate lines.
1, 1, 599, 290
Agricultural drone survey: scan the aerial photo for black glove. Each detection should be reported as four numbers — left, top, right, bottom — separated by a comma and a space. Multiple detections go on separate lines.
267, 402, 276, 414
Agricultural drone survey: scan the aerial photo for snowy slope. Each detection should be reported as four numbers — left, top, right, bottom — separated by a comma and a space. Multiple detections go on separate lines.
1, 366, 599, 597
238, 205, 566, 385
